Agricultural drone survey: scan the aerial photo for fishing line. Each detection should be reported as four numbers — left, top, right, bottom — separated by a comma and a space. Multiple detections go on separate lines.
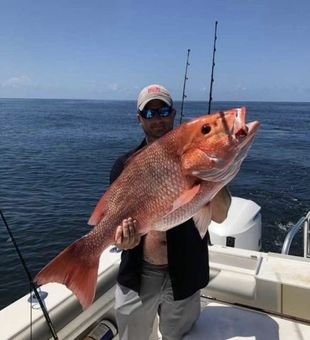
208, 21, 218, 114
0, 209, 59, 340
180, 48, 191, 124
30, 281, 33, 340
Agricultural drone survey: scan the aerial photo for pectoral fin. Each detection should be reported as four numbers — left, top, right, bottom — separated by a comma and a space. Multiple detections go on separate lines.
193, 203, 212, 239
171, 184, 201, 212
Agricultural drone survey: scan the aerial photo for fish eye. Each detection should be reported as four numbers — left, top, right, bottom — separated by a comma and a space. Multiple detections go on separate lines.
201, 124, 211, 134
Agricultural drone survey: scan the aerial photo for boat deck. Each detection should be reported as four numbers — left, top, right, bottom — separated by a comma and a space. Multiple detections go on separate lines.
149, 296, 310, 340
188, 297, 310, 340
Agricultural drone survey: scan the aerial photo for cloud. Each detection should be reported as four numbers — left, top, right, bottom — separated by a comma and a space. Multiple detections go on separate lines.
108, 83, 119, 91
1, 76, 35, 88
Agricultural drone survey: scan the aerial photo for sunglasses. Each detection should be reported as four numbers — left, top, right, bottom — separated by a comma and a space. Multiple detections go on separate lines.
139, 106, 173, 119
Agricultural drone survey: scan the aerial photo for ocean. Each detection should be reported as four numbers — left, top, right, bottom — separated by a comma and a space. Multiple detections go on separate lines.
0, 99, 309, 309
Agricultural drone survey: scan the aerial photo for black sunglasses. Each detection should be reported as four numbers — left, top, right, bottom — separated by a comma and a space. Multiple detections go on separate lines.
139, 106, 173, 119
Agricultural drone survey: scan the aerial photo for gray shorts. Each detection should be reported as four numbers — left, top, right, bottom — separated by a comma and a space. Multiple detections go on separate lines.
114, 261, 201, 340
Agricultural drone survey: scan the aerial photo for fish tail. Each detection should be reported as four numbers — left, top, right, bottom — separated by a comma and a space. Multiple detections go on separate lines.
35, 237, 102, 309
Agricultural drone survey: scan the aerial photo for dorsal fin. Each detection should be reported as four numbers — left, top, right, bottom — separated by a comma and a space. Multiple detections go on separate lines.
171, 184, 201, 212
88, 193, 107, 226
88, 142, 148, 226
161, 183, 201, 219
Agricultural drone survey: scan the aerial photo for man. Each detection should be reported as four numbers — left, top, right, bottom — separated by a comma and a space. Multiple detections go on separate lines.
110, 84, 231, 340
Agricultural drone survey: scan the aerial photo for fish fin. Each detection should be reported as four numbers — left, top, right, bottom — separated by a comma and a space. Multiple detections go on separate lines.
88, 194, 107, 226
193, 203, 212, 238
35, 237, 102, 309
170, 184, 201, 212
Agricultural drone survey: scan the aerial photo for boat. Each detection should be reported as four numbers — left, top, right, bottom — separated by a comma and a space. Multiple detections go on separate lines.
0, 196, 309, 339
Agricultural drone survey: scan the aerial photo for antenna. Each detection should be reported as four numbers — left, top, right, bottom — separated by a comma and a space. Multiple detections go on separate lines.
0, 210, 59, 339
180, 49, 191, 124
208, 21, 218, 114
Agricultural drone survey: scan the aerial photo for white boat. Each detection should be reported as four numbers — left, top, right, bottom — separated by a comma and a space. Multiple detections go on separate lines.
1, 197, 309, 340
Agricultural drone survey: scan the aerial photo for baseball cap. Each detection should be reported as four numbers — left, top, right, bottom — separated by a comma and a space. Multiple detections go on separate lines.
137, 84, 173, 111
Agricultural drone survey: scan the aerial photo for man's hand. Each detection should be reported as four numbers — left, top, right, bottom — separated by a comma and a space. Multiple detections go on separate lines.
114, 217, 141, 250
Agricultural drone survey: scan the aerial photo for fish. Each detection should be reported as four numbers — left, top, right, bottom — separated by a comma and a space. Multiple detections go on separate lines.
35, 107, 260, 309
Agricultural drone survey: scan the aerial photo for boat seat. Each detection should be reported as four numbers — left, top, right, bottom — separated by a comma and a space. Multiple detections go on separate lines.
183, 302, 310, 340
207, 269, 256, 298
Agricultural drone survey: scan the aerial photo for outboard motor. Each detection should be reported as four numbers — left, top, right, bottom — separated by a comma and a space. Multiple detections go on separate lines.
208, 197, 262, 251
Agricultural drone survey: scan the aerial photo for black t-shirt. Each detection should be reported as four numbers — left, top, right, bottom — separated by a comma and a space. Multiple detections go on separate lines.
110, 140, 209, 300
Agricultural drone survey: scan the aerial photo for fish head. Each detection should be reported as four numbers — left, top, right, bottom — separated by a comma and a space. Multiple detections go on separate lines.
180, 107, 260, 182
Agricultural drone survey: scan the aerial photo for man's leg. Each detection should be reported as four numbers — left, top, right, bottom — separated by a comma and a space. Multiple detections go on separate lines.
114, 283, 158, 340
158, 284, 201, 340
115, 262, 170, 340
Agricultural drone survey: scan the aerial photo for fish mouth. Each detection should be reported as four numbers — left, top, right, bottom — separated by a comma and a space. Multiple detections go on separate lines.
233, 108, 260, 142
235, 126, 248, 139
246, 120, 260, 133
241, 121, 260, 140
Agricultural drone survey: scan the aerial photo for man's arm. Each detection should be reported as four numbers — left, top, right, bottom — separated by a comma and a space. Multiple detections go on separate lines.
210, 187, 231, 223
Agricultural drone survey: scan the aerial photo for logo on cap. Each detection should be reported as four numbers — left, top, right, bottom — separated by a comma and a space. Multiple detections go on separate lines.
147, 86, 161, 94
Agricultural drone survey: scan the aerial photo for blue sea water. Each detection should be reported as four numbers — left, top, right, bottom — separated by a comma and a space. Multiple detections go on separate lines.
0, 99, 309, 309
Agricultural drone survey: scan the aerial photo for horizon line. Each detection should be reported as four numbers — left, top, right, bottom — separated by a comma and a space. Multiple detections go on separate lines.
0, 97, 309, 104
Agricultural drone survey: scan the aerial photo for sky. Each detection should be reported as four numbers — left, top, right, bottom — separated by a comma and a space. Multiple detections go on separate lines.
0, 0, 309, 102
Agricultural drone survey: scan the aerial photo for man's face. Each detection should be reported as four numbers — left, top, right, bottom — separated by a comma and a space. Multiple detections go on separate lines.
137, 99, 176, 143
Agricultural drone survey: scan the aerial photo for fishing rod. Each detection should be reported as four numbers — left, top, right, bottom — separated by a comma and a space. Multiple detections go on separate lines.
0, 209, 59, 340
208, 21, 218, 114
180, 48, 191, 124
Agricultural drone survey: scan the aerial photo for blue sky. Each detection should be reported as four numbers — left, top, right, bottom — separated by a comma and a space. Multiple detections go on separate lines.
1, 0, 309, 102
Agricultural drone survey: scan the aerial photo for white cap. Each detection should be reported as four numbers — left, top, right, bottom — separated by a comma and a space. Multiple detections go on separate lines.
137, 84, 173, 111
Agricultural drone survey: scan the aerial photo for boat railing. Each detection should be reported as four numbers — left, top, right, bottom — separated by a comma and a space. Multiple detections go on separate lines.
281, 210, 310, 258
